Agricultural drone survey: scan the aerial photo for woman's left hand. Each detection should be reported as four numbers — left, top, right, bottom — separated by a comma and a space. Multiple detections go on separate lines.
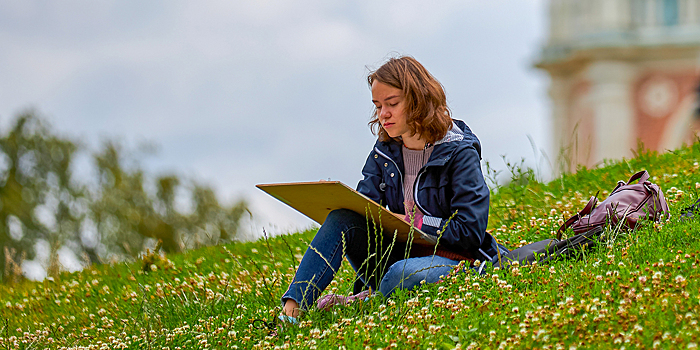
403, 211, 423, 230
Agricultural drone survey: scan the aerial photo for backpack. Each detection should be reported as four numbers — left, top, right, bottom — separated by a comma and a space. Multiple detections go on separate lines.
491, 170, 669, 269
556, 170, 669, 239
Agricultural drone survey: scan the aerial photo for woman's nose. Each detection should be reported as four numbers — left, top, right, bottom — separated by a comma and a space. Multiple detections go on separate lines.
379, 108, 390, 119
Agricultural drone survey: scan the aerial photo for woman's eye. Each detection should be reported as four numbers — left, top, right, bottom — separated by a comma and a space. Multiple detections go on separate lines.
389, 103, 398, 107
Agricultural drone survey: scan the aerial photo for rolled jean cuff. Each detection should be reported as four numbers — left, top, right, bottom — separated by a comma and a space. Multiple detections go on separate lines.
282, 282, 316, 310
282, 276, 327, 310
281, 294, 301, 309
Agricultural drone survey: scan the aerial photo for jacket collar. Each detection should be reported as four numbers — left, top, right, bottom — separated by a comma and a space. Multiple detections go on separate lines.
374, 119, 481, 168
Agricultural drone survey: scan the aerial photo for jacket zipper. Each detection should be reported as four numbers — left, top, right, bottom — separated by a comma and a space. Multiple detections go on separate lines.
413, 168, 433, 216
373, 147, 404, 202
375, 145, 436, 218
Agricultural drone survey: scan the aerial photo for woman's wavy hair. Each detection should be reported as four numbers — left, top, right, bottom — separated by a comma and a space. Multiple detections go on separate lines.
367, 56, 452, 145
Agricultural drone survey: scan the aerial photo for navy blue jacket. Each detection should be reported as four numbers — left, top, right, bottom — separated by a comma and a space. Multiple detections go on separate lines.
356, 119, 501, 262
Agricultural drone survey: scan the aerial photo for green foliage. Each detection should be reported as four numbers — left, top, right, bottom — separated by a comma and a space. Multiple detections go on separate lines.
0, 112, 84, 283
0, 140, 699, 349
90, 141, 248, 260
0, 111, 248, 284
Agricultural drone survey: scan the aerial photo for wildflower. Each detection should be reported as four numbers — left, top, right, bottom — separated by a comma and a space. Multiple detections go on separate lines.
675, 275, 686, 283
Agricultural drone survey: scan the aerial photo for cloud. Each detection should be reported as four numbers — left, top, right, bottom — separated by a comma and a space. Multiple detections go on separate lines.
278, 20, 366, 63
0, 1, 549, 236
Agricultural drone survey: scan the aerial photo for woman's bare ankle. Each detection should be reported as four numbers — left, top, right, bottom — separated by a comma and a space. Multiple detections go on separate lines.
283, 299, 300, 318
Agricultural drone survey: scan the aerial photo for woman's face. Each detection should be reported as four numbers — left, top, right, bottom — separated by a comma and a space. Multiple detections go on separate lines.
371, 81, 410, 139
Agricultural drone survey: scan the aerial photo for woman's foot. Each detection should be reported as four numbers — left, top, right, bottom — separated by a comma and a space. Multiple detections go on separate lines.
282, 299, 300, 318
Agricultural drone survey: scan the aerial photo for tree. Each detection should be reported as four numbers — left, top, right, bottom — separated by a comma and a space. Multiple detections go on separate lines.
89, 141, 248, 261
0, 112, 84, 283
0, 111, 249, 282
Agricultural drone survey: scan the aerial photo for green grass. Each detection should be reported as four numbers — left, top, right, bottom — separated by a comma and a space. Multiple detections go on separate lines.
2, 142, 700, 349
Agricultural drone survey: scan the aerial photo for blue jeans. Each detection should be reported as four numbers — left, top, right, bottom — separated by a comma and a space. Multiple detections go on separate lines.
282, 209, 459, 310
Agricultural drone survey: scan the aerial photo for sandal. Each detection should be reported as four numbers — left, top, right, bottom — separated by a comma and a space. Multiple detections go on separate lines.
317, 289, 372, 311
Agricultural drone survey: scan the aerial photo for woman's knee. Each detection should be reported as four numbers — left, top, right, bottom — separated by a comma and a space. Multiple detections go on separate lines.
379, 257, 456, 296
325, 209, 364, 229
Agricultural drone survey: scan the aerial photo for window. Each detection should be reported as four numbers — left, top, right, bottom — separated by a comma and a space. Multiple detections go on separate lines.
660, 0, 679, 26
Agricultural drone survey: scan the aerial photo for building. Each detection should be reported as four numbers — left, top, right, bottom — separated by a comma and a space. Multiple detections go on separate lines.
536, 0, 700, 172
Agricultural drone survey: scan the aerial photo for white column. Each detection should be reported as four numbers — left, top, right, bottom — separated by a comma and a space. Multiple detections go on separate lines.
645, 0, 657, 26
618, 0, 632, 28
561, 0, 572, 40
689, 0, 697, 24
550, 0, 563, 43
679, 0, 687, 24
601, 0, 622, 29
548, 76, 571, 174
586, 61, 637, 164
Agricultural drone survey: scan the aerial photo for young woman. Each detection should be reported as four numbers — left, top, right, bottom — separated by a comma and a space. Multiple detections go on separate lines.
281, 56, 504, 319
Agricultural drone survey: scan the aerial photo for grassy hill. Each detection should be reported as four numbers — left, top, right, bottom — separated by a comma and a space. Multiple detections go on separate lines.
2, 142, 700, 349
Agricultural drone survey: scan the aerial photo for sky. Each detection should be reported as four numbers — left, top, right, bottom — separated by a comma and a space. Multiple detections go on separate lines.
0, 0, 550, 241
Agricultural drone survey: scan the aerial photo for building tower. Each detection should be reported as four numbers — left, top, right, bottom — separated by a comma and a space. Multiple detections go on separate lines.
536, 0, 700, 172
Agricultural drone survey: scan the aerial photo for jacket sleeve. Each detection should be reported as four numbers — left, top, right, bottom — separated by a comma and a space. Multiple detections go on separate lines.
419, 146, 490, 252
356, 150, 386, 205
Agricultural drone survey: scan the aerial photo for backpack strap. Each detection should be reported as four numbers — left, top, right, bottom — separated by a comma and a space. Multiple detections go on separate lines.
626, 170, 649, 185
655, 185, 671, 219
557, 196, 597, 240
639, 179, 671, 219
